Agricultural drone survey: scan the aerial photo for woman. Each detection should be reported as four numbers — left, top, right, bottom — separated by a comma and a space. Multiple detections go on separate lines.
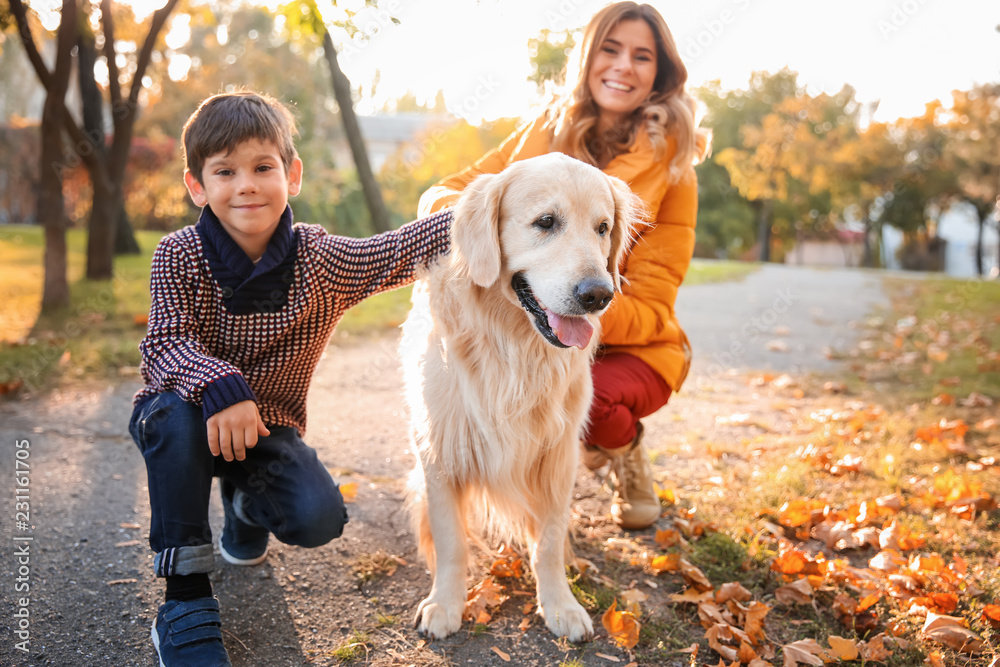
418, 2, 709, 530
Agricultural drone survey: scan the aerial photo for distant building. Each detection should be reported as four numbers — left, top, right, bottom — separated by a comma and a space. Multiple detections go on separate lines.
785, 224, 865, 267
331, 113, 451, 172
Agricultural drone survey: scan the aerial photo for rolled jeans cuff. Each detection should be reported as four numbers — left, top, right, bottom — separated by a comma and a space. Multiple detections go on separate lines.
153, 544, 215, 577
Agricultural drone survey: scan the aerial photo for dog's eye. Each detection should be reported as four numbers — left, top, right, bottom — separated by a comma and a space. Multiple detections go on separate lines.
534, 214, 556, 230
597, 222, 609, 236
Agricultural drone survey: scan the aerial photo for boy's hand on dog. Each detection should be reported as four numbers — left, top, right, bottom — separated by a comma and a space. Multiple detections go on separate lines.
207, 400, 271, 461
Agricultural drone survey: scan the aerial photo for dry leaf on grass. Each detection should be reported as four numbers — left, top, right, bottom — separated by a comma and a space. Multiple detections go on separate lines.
654, 528, 682, 547
926, 650, 946, 667
601, 599, 640, 650
705, 623, 739, 662
981, 604, 1000, 629
619, 588, 648, 616
650, 553, 681, 574
743, 601, 770, 646
921, 612, 984, 653
858, 634, 893, 661
823, 635, 859, 661
670, 587, 715, 604
716, 582, 753, 604
774, 578, 813, 605
678, 558, 714, 592
780, 638, 824, 666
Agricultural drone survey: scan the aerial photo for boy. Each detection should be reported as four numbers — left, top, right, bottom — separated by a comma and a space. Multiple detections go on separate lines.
128, 91, 451, 666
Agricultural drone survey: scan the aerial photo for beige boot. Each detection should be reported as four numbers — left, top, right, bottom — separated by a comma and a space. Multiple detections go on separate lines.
607, 423, 660, 530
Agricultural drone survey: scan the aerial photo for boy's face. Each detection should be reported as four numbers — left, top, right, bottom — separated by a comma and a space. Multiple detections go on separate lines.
184, 139, 303, 260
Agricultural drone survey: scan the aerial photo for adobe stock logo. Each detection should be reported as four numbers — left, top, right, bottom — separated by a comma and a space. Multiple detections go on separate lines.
877, 0, 932, 40
683, 0, 754, 63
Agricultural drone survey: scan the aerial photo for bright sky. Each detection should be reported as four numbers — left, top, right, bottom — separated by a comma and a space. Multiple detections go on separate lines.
44, 0, 1000, 125
336, 0, 1000, 124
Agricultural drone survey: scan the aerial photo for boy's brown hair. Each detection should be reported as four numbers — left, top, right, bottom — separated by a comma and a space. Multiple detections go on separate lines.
182, 91, 298, 183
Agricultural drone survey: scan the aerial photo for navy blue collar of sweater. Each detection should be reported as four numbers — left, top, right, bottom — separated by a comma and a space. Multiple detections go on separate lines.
196, 205, 298, 315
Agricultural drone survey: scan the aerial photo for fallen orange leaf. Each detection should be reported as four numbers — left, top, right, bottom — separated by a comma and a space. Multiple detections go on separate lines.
857, 591, 883, 612
824, 635, 859, 661
463, 576, 506, 625
650, 553, 681, 574
489, 556, 524, 579
926, 650, 946, 667
743, 601, 770, 646
777, 499, 826, 528
654, 528, 681, 547
655, 483, 677, 505
490, 646, 510, 662
771, 549, 807, 575
601, 599, 640, 650
982, 604, 1000, 629
339, 482, 358, 503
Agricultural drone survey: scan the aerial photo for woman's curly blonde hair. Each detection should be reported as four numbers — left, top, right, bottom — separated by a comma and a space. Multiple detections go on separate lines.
545, 2, 709, 181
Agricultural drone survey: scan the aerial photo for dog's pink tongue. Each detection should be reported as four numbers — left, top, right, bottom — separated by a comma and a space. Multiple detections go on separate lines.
545, 311, 594, 349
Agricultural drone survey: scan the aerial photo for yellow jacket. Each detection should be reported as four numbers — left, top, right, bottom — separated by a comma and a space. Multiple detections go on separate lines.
418, 115, 696, 391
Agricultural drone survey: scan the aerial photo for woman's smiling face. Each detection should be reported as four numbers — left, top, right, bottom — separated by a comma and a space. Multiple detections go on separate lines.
587, 18, 658, 129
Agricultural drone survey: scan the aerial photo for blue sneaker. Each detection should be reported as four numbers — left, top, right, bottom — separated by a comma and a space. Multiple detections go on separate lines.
219, 479, 269, 566
152, 597, 231, 666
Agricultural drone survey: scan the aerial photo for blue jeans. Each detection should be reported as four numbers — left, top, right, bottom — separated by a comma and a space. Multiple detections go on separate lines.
129, 391, 348, 576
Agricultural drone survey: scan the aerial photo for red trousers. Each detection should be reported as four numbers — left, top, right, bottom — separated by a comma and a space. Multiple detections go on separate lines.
584, 352, 672, 451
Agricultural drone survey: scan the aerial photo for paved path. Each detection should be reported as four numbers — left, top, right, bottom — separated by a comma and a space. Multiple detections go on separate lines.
677, 262, 889, 379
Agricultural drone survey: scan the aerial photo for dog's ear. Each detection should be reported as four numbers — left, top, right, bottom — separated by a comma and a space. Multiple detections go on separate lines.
452, 172, 503, 287
606, 175, 643, 291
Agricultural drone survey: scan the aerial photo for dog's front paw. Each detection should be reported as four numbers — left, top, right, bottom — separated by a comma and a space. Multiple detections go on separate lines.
414, 596, 464, 639
539, 598, 594, 642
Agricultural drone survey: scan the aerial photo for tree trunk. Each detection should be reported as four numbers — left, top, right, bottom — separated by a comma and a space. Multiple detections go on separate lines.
756, 200, 772, 262
975, 213, 985, 277
861, 216, 874, 268
321, 30, 391, 234
78, 26, 117, 280
11, 0, 77, 310
115, 204, 141, 254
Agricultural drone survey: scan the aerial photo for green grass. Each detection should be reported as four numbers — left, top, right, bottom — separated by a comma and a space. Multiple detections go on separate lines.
330, 630, 370, 661
870, 276, 1000, 400
685, 258, 760, 285
0, 225, 164, 390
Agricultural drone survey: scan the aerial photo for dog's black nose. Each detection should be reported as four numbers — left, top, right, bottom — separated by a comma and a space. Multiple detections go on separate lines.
575, 278, 613, 312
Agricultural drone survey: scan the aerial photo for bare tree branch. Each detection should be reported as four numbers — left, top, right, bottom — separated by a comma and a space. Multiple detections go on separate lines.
9, 0, 52, 89
99, 0, 122, 107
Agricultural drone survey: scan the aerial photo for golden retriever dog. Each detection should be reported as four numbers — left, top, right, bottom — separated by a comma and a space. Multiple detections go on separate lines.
401, 152, 639, 642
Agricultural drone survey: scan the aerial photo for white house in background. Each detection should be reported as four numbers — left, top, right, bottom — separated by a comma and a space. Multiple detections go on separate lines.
331, 113, 451, 172
882, 201, 1000, 277
785, 220, 866, 267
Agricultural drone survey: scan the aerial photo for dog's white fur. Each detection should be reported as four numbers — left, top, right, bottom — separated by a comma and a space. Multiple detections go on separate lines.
402, 153, 639, 641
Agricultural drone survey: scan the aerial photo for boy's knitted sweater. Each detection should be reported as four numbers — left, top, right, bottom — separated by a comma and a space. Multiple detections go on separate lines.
134, 205, 452, 434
